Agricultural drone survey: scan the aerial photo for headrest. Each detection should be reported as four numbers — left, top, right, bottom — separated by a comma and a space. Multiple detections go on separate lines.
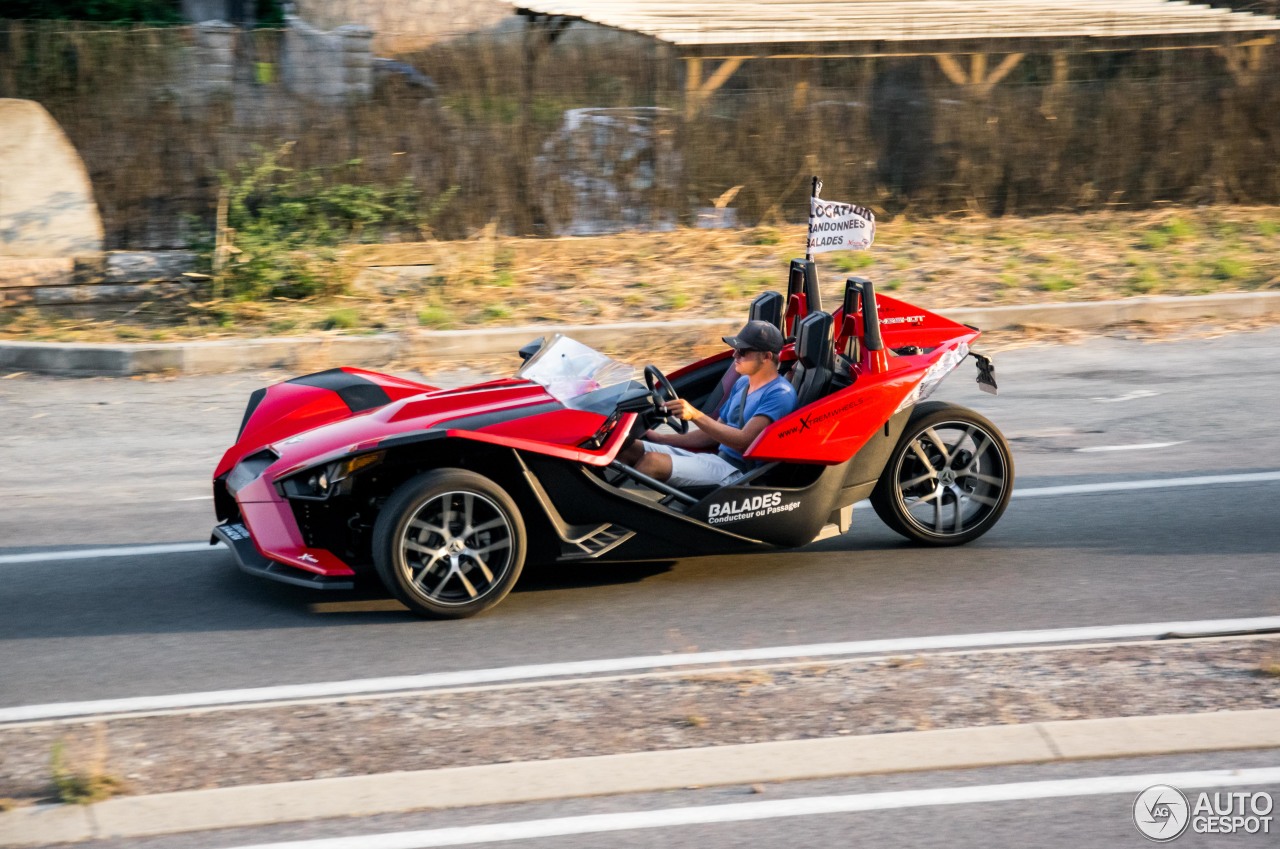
794, 310, 833, 368
748, 290, 784, 330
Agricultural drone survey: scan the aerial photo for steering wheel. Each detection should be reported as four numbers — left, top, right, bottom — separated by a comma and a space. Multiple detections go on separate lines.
643, 365, 688, 434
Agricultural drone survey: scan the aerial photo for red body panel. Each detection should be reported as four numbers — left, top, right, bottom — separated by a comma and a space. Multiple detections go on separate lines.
233, 471, 357, 576
748, 365, 922, 464
217, 368, 440, 478
450, 412, 636, 466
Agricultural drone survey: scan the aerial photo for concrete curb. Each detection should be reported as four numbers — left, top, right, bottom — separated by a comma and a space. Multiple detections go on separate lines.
2, 709, 1277, 846
2, 292, 1278, 377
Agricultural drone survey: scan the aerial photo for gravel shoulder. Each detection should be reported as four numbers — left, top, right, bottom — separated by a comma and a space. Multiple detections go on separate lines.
3, 637, 1277, 806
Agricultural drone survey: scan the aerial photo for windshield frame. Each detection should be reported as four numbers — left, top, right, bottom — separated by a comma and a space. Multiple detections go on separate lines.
516, 334, 642, 413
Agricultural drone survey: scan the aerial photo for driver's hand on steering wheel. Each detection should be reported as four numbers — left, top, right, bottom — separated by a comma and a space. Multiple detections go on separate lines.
662, 398, 702, 423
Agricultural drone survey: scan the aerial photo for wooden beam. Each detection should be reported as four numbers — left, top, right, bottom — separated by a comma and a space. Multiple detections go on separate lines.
935, 53, 969, 86
1051, 51, 1070, 86
935, 52, 1024, 96
970, 53, 988, 85
684, 56, 748, 118
1214, 35, 1273, 86
977, 52, 1025, 96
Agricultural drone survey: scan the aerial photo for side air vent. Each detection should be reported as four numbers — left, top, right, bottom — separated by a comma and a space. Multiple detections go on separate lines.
559, 524, 635, 560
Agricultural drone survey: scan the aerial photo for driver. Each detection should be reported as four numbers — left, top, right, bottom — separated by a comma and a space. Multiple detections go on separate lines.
617, 320, 796, 488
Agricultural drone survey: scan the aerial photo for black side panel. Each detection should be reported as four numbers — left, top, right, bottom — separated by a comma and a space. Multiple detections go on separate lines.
683, 462, 848, 548
238, 387, 267, 440
288, 369, 392, 413
836, 406, 913, 506
520, 454, 767, 561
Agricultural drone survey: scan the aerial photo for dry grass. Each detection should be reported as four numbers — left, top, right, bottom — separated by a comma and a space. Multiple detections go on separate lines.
3, 206, 1277, 351
48, 727, 129, 806
1259, 654, 1280, 678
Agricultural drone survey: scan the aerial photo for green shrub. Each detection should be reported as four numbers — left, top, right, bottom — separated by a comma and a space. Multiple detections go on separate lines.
832, 253, 875, 273
1037, 275, 1076, 292
1128, 265, 1162, 294
1139, 217, 1195, 251
210, 145, 455, 302
417, 306, 452, 327
321, 309, 359, 330
50, 740, 126, 805
1210, 257, 1249, 281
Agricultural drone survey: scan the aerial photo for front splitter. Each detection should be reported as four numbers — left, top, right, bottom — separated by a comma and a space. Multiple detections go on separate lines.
212, 523, 355, 591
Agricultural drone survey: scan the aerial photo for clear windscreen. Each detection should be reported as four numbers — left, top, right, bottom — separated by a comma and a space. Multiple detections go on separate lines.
516, 335, 641, 413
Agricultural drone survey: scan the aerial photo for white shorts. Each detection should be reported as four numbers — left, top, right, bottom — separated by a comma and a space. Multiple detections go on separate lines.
641, 441, 743, 488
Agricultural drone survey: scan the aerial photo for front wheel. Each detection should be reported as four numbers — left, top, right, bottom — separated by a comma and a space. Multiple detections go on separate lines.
373, 469, 525, 619
871, 402, 1014, 546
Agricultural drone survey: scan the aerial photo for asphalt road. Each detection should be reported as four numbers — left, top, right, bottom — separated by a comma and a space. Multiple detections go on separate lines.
2, 328, 1279, 708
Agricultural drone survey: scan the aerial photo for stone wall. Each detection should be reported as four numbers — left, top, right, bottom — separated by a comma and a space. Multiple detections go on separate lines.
281, 15, 374, 100
291, 0, 514, 53
0, 253, 197, 310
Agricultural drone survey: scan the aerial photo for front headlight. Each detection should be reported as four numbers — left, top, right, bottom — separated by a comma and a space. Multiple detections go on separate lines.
280, 451, 385, 501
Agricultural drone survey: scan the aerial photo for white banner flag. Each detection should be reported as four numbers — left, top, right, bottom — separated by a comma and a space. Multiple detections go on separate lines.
807, 198, 875, 254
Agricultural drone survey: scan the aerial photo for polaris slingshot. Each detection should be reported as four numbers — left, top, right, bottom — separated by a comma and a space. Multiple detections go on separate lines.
213, 264, 1013, 618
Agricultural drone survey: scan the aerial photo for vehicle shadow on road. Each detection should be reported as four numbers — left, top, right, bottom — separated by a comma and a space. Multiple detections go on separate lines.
514, 560, 675, 593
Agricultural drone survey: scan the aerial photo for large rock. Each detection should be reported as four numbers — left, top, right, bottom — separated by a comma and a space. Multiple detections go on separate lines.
0, 99, 104, 258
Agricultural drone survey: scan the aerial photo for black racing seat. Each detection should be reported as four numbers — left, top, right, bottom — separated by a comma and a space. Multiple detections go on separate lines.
788, 310, 834, 408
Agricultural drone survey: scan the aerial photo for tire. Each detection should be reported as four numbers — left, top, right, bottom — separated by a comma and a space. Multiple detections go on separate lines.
871, 401, 1014, 546
373, 469, 526, 619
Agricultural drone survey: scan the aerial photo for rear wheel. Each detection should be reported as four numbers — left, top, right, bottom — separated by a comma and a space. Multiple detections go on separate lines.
373, 469, 525, 619
871, 402, 1013, 546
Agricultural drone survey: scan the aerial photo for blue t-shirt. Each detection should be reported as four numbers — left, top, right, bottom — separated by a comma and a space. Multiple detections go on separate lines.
718, 375, 797, 464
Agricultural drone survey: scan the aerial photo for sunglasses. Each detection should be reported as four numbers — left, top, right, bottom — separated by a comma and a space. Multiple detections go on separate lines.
733, 348, 760, 358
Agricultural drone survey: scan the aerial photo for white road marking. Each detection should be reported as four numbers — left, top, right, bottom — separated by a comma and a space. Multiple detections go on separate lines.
0, 541, 218, 565
177, 495, 215, 501
217, 767, 1280, 849
1014, 470, 1280, 497
3, 615, 1279, 724
1075, 442, 1185, 453
1092, 389, 1160, 403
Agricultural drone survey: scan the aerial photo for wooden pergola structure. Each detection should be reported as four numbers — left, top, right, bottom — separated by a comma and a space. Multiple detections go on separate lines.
513, 1, 1280, 114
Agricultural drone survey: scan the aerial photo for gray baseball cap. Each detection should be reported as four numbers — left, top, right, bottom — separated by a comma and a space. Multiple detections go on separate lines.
722, 319, 784, 354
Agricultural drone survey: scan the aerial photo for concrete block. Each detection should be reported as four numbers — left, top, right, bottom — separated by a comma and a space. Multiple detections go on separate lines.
0, 99, 104, 257
1042, 709, 1280, 760
945, 292, 1280, 332
0, 257, 74, 288
0, 343, 135, 376
0, 287, 34, 307
408, 319, 737, 361
104, 251, 199, 283
0, 804, 91, 847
